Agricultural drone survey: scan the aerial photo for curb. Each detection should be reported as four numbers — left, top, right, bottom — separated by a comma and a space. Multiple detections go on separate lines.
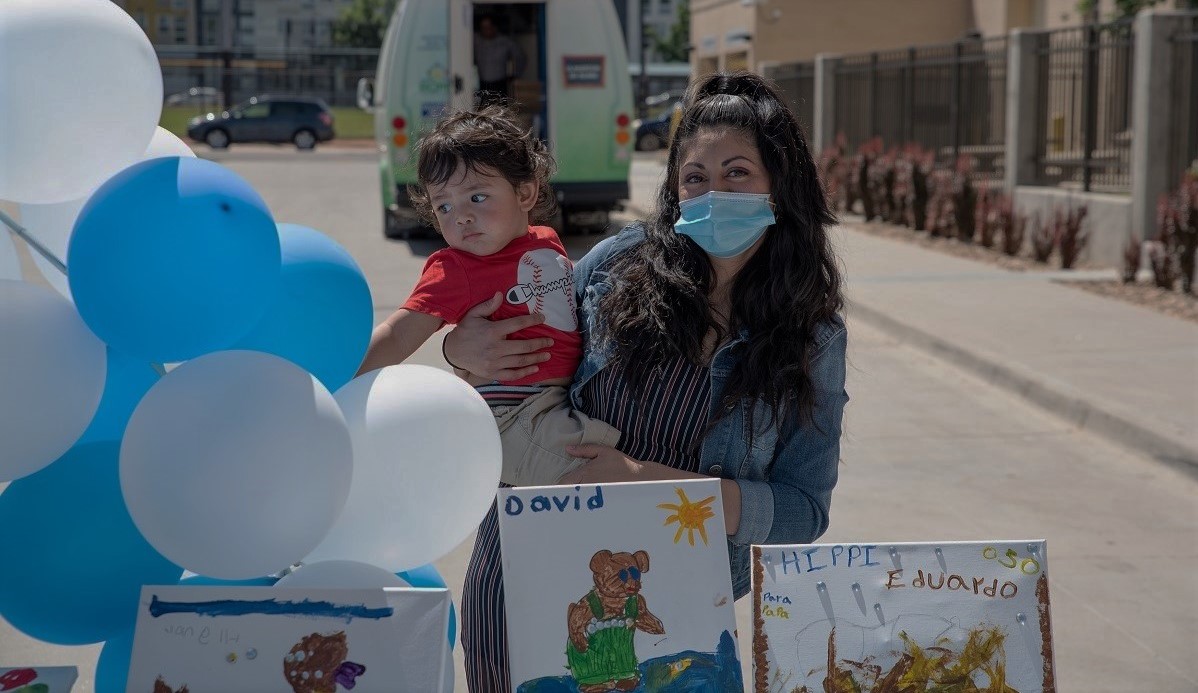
847, 298, 1198, 474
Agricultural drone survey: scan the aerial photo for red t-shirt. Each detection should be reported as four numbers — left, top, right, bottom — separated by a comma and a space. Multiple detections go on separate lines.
402, 226, 583, 386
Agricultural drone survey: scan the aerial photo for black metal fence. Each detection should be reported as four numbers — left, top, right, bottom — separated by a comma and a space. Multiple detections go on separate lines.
1170, 16, 1198, 180
157, 46, 380, 108
763, 61, 814, 142
829, 37, 1008, 179
1034, 22, 1135, 192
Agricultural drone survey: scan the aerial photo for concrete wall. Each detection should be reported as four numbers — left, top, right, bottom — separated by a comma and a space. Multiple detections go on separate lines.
1014, 186, 1132, 267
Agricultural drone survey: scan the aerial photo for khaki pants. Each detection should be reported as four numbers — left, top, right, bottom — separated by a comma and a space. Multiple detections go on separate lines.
491, 386, 621, 486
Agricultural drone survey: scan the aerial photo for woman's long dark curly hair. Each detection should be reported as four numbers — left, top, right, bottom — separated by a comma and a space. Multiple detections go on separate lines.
598, 71, 842, 429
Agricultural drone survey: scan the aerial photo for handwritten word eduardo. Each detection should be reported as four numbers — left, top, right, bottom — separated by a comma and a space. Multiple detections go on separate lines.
885, 569, 1018, 599
775, 545, 880, 574
504, 486, 604, 516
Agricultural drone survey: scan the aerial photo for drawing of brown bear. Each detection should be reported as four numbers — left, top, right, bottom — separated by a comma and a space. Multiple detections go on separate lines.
566, 549, 665, 692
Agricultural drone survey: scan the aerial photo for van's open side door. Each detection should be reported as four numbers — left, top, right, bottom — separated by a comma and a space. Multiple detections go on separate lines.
448, 0, 475, 112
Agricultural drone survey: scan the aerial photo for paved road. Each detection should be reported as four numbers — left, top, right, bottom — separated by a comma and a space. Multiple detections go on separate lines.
2, 148, 1194, 692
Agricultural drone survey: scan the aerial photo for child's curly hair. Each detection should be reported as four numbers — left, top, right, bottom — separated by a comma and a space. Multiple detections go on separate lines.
409, 105, 558, 227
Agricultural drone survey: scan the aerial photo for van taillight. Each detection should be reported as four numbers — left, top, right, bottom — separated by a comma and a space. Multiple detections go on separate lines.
319, 112, 333, 126
615, 113, 630, 145
392, 113, 408, 148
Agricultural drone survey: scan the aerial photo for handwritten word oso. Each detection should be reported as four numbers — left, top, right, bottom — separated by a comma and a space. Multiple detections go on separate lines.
885, 569, 1018, 599
504, 486, 604, 516
775, 545, 880, 574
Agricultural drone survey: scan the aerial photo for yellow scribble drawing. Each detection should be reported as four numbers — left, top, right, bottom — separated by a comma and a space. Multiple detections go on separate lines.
657, 487, 716, 546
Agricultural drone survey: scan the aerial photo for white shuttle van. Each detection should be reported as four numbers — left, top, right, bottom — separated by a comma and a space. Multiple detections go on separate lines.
360, 0, 635, 238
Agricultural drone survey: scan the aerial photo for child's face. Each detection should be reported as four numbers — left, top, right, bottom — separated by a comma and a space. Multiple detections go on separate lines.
427, 164, 537, 256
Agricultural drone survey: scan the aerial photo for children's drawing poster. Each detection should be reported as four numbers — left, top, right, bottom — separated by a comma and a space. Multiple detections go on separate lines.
751, 540, 1055, 693
126, 586, 451, 693
0, 667, 77, 693
498, 478, 743, 693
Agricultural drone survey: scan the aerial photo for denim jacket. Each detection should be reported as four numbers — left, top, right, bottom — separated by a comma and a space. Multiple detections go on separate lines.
568, 225, 848, 598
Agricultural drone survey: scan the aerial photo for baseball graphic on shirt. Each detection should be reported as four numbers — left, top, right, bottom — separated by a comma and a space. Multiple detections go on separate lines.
506, 248, 577, 331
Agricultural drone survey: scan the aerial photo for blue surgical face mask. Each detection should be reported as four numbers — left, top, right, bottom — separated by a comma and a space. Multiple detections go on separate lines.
673, 191, 776, 258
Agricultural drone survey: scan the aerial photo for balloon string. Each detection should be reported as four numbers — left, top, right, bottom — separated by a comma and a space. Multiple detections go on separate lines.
0, 207, 68, 276
0, 207, 168, 378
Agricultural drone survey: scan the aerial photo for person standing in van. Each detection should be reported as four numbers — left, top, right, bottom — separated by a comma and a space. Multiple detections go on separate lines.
474, 15, 526, 108
446, 71, 848, 691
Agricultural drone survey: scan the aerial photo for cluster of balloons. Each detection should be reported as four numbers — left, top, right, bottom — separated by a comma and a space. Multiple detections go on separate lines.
0, 0, 501, 689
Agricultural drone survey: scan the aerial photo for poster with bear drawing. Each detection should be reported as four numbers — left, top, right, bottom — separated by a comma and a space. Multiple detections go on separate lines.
498, 479, 743, 693
126, 586, 452, 692
751, 540, 1055, 693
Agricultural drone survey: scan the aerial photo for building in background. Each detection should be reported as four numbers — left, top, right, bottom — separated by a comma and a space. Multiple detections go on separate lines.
121, 0, 195, 45
691, 0, 1192, 75
253, 0, 352, 49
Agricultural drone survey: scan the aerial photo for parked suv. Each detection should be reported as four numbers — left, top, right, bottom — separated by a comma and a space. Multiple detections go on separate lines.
187, 95, 335, 150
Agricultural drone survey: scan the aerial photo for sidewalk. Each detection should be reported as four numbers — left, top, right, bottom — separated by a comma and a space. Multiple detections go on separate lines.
625, 158, 1198, 470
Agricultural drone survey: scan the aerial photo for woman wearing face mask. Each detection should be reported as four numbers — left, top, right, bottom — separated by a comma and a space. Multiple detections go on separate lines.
446, 70, 848, 691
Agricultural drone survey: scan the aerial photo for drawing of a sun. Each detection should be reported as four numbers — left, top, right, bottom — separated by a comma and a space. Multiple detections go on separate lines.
658, 487, 717, 546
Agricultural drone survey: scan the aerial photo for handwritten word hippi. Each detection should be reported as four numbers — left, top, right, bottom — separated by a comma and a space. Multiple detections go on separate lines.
886, 569, 1019, 599
772, 545, 880, 574
504, 486, 604, 516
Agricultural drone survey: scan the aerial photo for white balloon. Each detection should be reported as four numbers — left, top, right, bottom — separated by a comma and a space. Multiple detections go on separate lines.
144, 127, 198, 160
0, 280, 106, 481
120, 351, 353, 580
0, 0, 162, 203
306, 365, 502, 571
16, 198, 82, 300
0, 228, 19, 281
17, 128, 197, 300
276, 560, 408, 589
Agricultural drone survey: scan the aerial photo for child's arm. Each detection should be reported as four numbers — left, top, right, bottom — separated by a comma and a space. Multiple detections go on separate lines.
355, 309, 445, 376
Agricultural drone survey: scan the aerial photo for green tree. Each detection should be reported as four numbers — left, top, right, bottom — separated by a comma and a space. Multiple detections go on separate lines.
1076, 0, 1198, 21
332, 0, 397, 48
646, 0, 690, 63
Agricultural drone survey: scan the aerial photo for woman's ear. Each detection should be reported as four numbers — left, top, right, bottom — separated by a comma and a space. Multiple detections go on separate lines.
516, 180, 538, 213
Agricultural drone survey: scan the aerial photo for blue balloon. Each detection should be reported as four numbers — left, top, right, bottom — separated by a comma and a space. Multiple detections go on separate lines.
0, 443, 182, 645
95, 629, 135, 693
76, 347, 160, 445
232, 223, 373, 392
398, 564, 457, 650
68, 157, 281, 363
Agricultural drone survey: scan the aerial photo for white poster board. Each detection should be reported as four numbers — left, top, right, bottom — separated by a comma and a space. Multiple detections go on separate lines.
499, 479, 743, 692
752, 540, 1055, 693
127, 586, 451, 693
0, 666, 77, 692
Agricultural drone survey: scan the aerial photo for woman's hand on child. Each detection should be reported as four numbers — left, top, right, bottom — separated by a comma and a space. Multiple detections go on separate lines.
560, 444, 648, 484
443, 292, 553, 381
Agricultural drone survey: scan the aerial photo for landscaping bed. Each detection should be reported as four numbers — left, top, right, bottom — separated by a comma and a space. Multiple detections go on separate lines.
841, 214, 1198, 324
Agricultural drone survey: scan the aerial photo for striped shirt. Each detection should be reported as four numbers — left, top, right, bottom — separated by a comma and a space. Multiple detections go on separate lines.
461, 354, 713, 691
577, 356, 712, 473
